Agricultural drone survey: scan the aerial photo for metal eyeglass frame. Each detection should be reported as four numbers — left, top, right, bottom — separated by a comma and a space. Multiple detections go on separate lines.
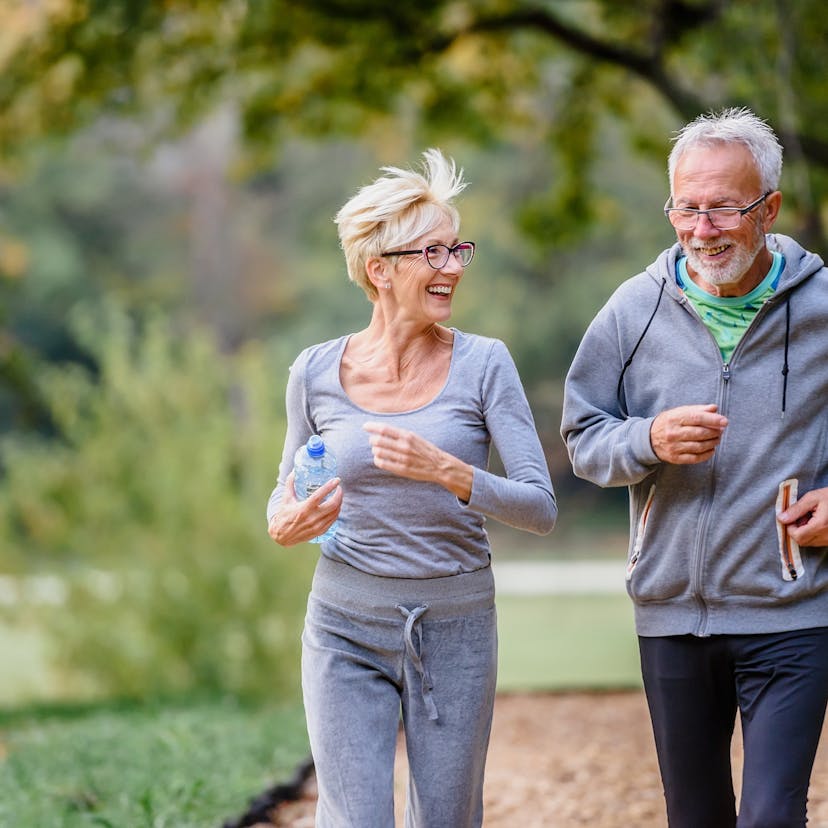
663, 191, 771, 230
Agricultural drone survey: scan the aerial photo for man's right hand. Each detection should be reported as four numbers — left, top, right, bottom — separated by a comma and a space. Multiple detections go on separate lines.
650, 404, 729, 465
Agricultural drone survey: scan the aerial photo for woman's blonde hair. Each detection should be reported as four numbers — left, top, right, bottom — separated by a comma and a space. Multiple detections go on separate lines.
334, 148, 468, 300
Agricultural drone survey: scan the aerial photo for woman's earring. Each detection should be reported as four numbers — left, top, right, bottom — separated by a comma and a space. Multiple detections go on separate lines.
384, 281, 391, 289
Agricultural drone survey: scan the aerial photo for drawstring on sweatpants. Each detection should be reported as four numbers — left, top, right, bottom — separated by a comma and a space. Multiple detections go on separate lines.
396, 604, 439, 721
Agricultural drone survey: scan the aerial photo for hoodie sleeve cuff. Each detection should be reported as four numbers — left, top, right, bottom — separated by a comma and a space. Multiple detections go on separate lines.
631, 416, 661, 467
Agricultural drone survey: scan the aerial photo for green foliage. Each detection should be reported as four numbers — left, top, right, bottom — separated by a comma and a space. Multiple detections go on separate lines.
0, 698, 310, 828
4, 1, 828, 219
0, 138, 188, 434
0, 302, 315, 701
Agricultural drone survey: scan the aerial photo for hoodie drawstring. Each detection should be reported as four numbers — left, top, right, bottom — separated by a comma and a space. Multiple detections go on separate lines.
616, 277, 667, 416
781, 294, 791, 416
616, 278, 792, 418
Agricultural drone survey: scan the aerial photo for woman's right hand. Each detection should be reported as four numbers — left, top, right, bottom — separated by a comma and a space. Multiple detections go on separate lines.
267, 471, 343, 547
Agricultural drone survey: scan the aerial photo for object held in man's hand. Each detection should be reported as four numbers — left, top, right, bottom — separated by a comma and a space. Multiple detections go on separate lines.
776, 478, 804, 581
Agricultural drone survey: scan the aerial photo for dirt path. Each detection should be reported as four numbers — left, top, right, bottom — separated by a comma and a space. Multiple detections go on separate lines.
268, 689, 828, 827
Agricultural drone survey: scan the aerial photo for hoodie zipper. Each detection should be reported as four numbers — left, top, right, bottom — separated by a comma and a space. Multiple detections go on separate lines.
686, 296, 781, 634
634, 271, 797, 633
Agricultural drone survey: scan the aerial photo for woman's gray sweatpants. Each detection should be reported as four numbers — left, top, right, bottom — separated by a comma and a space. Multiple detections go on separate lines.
301, 555, 498, 828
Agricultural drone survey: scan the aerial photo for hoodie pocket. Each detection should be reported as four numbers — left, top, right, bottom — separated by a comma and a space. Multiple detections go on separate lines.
626, 484, 656, 581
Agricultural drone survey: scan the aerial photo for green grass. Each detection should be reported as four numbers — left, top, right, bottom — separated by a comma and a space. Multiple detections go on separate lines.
0, 591, 642, 827
0, 699, 310, 828
496, 593, 641, 691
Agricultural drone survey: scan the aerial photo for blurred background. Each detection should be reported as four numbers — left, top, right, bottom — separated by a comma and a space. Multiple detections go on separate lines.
0, 1, 827, 823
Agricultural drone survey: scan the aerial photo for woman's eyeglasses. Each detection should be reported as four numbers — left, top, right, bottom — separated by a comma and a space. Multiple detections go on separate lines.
381, 241, 475, 269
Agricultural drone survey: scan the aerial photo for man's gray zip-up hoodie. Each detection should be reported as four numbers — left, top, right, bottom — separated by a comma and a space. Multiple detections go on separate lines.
561, 233, 828, 637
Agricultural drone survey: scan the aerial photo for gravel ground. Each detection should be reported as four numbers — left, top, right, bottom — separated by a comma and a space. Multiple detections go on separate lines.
265, 689, 828, 827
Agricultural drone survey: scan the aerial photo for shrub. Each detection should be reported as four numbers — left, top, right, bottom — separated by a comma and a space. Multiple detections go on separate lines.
0, 302, 315, 701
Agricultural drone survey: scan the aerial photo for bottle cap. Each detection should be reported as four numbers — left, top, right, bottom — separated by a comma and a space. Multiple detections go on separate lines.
306, 435, 325, 458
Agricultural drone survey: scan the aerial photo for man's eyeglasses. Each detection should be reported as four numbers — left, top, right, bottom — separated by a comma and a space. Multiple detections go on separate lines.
381, 241, 475, 269
664, 192, 771, 231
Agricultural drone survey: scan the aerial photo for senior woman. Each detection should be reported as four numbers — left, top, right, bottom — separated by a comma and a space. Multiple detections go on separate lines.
266, 148, 556, 828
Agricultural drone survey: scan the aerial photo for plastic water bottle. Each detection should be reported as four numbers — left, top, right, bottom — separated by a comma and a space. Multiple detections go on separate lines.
293, 435, 340, 543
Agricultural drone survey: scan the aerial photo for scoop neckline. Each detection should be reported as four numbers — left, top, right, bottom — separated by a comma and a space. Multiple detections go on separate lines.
336, 328, 460, 416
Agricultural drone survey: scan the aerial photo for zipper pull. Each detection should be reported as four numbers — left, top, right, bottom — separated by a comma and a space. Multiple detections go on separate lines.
722, 363, 731, 381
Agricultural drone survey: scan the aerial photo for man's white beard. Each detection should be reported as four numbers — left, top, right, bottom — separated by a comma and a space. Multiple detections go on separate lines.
684, 226, 765, 288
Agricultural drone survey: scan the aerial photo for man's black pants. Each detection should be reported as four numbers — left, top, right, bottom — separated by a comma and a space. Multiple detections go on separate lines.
639, 628, 828, 828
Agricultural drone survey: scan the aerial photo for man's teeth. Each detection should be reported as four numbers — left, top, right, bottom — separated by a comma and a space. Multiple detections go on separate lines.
699, 244, 729, 255
427, 285, 452, 294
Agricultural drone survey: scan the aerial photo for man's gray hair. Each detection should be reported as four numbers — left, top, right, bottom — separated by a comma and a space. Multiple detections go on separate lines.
668, 107, 783, 194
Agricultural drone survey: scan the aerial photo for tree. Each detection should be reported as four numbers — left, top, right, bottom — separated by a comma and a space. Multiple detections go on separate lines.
1, 0, 826, 249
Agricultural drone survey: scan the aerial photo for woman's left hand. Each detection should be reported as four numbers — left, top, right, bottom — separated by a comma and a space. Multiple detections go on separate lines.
363, 421, 473, 501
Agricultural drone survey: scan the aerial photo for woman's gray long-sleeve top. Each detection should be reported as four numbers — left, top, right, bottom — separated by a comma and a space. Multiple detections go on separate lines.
267, 329, 556, 578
